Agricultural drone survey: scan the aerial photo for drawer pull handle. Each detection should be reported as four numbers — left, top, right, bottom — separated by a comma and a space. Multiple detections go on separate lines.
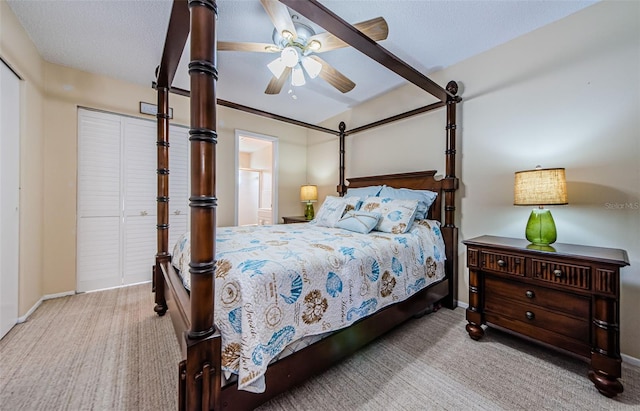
553, 269, 563, 278
497, 259, 506, 267
525, 311, 535, 320
525, 290, 534, 299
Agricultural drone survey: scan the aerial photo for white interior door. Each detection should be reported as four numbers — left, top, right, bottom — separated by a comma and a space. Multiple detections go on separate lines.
238, 169, 260, 226
0, 61, 21, 338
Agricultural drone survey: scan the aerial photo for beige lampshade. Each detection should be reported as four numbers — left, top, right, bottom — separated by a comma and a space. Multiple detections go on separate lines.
514, 167, 568, 206
300, 185, 318, 203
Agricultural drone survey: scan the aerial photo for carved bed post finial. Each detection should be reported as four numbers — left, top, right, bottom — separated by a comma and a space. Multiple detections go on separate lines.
337, 121, 347, 196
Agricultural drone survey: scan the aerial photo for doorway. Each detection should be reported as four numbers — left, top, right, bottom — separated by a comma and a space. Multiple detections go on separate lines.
235, 130, 277, 226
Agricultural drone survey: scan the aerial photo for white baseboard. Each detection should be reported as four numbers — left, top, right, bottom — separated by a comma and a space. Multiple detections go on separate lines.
622, 353, 640, 368
449, 300, 639, 367
17, 290, 76, 323
82, 280, 151, 294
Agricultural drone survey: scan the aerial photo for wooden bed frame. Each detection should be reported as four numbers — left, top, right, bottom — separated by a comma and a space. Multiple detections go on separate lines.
152, 1, 461, 410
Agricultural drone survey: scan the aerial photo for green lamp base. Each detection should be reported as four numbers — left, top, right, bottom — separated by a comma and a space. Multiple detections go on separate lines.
304, 202, 315, 220
525, 208, 557, 246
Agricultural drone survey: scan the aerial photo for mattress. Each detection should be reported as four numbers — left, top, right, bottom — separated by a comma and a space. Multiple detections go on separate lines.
171, 219, 446, 392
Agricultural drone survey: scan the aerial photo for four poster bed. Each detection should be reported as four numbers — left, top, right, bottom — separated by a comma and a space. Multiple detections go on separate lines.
152, 1, 461, 410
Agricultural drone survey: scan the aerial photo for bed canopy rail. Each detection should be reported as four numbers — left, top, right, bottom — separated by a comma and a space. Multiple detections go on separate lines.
153, 1, 460, 409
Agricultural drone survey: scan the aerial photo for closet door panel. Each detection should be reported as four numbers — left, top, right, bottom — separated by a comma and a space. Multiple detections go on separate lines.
169, 125, 189, 249
124, 118, 157, 217
77, 112, 121, 218
123, 215, 156, 285
77, 110, 122, 291
77, 216, 120, 291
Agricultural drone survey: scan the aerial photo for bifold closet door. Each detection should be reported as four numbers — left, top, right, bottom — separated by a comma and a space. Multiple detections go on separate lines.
122, 118, 157, 285
77, 109, 189, 292
77, 110, 122, 292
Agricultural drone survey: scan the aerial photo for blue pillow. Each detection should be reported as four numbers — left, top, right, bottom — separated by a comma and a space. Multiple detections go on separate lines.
378, 187, 437, 220
345, 185, 383, 200
335, 210, 381, 234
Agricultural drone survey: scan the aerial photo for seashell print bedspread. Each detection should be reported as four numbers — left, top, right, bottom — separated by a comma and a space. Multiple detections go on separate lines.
172, 219, 446, 392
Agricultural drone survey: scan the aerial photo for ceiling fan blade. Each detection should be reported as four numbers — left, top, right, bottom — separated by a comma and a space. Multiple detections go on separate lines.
308, 17, 388, 53
265, 66, 292, 94
309, 56, 355, 93
260, 0, 297, 40
218, 41, 280, 53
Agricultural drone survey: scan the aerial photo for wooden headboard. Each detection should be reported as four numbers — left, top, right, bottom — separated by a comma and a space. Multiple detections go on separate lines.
346, 170, 443, 222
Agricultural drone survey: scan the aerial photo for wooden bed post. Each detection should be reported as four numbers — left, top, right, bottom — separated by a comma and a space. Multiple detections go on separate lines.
184, 0, 222, 410
154, 85, 170, 316
337, 121, 347, 196
442, 81, 461, 309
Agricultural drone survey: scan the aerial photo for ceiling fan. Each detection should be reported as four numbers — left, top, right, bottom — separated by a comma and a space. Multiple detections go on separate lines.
218, 0, 389, 95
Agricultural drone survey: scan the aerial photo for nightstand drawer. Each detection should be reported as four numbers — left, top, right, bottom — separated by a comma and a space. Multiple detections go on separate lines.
485, 312, 591, 357
485, 276, 590, 319
485, 297, 590, 342
531, 259, 591, 290
480, 251, 525, 276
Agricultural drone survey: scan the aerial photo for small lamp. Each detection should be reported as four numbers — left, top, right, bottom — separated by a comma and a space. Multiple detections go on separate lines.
514, 166, 568, 245
300, 185, 318, 220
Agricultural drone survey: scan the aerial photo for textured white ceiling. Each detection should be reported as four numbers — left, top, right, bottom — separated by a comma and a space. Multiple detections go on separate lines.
7, 0, 598, 125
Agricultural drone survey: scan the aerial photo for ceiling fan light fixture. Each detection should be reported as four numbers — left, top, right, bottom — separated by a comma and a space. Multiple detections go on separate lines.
281, 30, 294, 41
280, 46, 300, 68
291, 64, 306, 87
307, 40, 321, 52
267, 57, 287, 78
301, 56, 322, 79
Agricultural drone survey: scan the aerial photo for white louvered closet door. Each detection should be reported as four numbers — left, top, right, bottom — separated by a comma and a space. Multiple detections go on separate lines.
123, 117, 157, 285
169, 125, 189, 250
78, 109, 189, 292
77, 110, 122, 291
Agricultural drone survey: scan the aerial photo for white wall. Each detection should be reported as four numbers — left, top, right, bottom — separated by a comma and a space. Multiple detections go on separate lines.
308, 0, 639, 358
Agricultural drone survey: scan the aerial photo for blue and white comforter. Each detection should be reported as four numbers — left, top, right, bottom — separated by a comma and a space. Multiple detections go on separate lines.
172, 219, 446, 392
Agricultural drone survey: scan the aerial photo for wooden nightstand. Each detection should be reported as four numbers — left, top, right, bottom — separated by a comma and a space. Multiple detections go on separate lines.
282, 216, 309, 224
463, 235, 629, 398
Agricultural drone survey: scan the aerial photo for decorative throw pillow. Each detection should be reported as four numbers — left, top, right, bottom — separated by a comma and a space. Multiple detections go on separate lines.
313, 196, 360, 227
378, 186, 438, 220
335, 210, 381, 234
360, 197, 419, 234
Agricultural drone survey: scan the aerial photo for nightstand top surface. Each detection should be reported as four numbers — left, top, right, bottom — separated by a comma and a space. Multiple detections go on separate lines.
463, 235, 630, 266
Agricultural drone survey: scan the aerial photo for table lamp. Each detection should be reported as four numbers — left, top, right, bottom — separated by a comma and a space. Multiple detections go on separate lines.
514, 166, 567, 245
300, 184, 318, 220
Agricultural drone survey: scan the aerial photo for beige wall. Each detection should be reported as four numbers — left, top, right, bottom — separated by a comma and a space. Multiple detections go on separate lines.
309, 1, 640, 358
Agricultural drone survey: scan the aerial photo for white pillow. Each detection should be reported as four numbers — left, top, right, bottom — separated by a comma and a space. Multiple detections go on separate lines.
313, 196, 360, 227
360, 197, 419, 234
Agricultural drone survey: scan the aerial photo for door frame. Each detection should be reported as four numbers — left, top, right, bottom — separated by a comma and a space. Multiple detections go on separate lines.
234, 130, 278, 226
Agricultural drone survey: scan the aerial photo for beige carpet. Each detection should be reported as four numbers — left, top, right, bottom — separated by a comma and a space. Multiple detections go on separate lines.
1, 284, 638, 410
